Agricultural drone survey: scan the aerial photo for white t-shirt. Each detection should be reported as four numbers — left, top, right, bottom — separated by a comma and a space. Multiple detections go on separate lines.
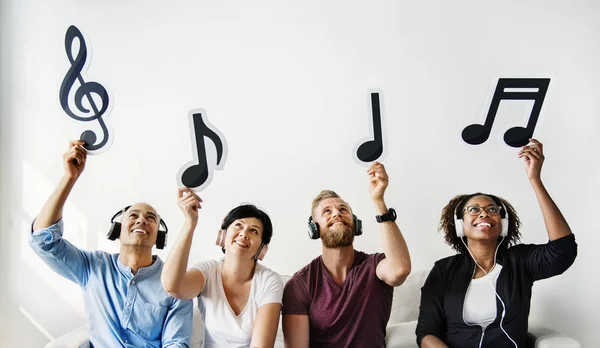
463, 264, 503, 329
193, 259, 284, 348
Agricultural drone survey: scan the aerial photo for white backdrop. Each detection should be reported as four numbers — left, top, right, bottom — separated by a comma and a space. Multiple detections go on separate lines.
1, 0, 599, 346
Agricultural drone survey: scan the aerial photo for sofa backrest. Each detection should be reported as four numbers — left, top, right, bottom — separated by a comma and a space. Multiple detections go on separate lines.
388, 269, 430, 324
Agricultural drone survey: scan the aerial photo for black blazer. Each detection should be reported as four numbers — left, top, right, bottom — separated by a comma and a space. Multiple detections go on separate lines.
416, 234, 577, 348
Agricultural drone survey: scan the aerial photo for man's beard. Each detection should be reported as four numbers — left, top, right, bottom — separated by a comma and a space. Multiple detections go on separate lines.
321, 224, 354, 248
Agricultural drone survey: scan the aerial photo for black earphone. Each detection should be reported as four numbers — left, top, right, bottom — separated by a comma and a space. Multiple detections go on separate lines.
106, 206, 169, 249
307, 214, 363, 240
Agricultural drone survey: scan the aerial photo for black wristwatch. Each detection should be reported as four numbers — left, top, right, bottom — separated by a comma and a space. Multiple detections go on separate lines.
375, 208, 397, 223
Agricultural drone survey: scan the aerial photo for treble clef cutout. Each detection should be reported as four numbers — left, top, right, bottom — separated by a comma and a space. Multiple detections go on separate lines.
462, 78, 550, 147
59, 25, 111, 152
355, 91, 386, 163
178, 109, 228, 191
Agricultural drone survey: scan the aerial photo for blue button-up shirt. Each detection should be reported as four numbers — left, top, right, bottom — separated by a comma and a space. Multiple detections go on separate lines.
30, 220, 193, 347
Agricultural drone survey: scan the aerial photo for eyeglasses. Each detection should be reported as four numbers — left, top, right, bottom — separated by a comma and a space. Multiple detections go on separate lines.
463, 205, 502, 216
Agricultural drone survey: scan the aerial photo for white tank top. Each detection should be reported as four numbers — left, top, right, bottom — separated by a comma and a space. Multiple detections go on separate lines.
463, 264, 503, 329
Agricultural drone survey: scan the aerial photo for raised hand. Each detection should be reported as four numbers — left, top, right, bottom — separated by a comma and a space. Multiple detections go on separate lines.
367, 161, 389, 203
63, 140, 87, 180
32, 140, 87, 230
518, 138, 545, 181
177, 187, 203, 224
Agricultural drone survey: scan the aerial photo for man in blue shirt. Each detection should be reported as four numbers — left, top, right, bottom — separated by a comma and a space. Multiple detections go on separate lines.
30, 140, 193, 347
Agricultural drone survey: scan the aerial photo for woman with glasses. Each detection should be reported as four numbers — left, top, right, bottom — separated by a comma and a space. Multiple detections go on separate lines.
416, 139, 577, 348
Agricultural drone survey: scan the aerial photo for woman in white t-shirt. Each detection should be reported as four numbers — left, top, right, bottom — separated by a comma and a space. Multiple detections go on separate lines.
161, 188, 283, 348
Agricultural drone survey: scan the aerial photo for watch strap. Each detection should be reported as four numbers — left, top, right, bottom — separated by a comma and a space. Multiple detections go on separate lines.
376, 208, 397, 223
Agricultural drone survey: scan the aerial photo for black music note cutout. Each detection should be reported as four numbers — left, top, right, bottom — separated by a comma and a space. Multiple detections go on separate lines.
59, 25, 111, 152
178, 110, 227, 191
355, 92, 385, 163
462, 78, 550, 147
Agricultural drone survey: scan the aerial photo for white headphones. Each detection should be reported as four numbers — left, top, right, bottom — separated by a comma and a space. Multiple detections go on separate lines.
454, 199, 509, 238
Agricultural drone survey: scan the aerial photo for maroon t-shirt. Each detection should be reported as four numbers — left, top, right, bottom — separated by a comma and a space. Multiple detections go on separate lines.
283, 250, 393, 348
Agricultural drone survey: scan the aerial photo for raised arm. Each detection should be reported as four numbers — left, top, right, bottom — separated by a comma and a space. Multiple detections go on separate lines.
29, 140, 91, 286
519, 139, 572, 241
33, 140, 87, 230
161, 188, 206, 300
369, 162, 411, 287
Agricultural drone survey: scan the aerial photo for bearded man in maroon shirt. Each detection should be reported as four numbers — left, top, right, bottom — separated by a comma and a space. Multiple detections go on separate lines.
282, 162, 412, 348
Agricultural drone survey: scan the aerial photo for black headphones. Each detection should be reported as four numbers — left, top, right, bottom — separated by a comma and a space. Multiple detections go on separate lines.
106, 206, 169, 249
307, 214, 363, 240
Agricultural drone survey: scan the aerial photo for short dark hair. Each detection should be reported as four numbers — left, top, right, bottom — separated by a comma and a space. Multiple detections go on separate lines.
221, 204, 273, 246
439, 193, 522, 254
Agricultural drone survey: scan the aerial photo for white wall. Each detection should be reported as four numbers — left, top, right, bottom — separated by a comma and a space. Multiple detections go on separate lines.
1, 0, 599, 346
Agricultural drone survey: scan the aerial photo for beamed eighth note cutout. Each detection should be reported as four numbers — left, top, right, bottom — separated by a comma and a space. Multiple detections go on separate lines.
178, 110, 227, 191
355, 91, 386, 163
462, 78, 550, 148
59, 25, 112, 153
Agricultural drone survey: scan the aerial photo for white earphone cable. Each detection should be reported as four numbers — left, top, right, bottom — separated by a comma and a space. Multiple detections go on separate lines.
461, 236, 517, 348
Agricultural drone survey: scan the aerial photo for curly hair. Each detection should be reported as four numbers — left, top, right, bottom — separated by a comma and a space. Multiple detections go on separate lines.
439, 193, 522, 254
